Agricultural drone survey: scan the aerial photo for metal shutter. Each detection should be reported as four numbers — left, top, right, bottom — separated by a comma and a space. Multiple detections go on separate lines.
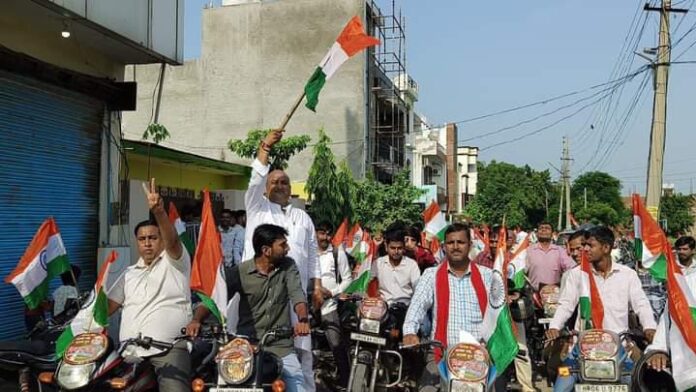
0, 71, 102, 340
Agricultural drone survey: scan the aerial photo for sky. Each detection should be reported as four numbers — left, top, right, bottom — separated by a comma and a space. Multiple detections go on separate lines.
184, 0, 696, 194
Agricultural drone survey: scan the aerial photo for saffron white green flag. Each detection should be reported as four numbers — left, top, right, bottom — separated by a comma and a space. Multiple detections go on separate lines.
345, 230, 374, 294
481, 227, 518, 375
507, 234, 530, 289
304, 16, 380, 111
5, 218, 70, 309
423, 200, 447, 241
190, 189, 228, 324
632, 194, 667, 281
55, 250, 117, 358
169, 202, 195, 257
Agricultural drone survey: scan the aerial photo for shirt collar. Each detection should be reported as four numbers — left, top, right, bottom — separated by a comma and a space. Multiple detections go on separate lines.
135, 253, 163, 270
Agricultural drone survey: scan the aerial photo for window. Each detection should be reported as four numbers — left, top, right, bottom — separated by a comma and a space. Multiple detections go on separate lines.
424, 166, 434, 185
468, 163, 477, 173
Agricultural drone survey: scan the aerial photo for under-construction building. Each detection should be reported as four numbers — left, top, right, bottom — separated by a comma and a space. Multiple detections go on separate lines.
121, 0, 417, 189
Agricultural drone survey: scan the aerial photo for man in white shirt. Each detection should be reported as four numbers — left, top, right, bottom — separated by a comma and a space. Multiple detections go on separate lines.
546, 226, 656, 392
219, 208, 238, 267
372, 227, 420, 306
242, 129, 324, 392
107, 179, 191, 392
315, 221, 353, 389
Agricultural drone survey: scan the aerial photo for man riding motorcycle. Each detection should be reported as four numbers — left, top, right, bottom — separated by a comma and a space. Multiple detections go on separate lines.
402, 223, 494, 391
545, 226, 656, 392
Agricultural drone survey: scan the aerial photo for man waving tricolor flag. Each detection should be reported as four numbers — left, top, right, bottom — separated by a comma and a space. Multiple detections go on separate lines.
5, 217, 70, 309
304, 16, 380, 111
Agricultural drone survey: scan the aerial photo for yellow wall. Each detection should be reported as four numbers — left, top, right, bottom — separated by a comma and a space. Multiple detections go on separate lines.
126, 154, 247, 191
291, 181, 309, 200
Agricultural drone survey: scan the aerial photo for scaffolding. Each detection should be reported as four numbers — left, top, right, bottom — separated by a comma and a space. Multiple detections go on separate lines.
366, 0, 409, 183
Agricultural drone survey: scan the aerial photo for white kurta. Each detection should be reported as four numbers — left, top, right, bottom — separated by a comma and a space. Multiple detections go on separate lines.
241, 159, 319, 351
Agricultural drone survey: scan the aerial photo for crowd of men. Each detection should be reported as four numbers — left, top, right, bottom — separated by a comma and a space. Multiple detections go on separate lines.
99, 129, 696, 392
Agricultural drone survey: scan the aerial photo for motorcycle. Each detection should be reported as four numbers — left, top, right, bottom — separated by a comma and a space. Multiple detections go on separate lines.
312, 296, 359, 390
346, 297, 405, 392
631, 350, 676, 392
556, 329, 641, 392
190, 325, 291, 392
0, 295, 85, 391
526, 283, 561, 385
44, 332, 188, 391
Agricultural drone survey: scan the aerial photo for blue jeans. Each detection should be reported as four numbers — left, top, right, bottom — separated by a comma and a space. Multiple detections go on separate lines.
553, 345, 633, 392
282, 353, 306, 392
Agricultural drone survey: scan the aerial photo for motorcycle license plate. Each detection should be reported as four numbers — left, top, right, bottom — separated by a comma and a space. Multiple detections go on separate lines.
350, 332, 386, 346
209, 389, 263, 392
574, 385, 628, 392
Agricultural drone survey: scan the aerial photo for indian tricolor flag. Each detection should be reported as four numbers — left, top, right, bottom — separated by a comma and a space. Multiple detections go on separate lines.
304, 16, 380, 111
4, 218, 70, 309
346, 223, 363, 253
579, 250, 604, 329
481, 227, 518, 375
345, 230, 374, 295
55, 250, 117, 358
331, 218, 350, 249
423, 200, 447, 241
661, 234, 696, 391
506, 233, 530, 290
169, 202, 195, 257
633, 194, 667, 281
190, 189, 228, 324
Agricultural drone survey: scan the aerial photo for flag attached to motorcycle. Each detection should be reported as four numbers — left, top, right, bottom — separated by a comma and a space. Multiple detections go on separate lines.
482, 227, 519, 375
4, 217, 71, 310
55, 250, 118, 358
190, 189, 228, 324
633, 194, 667, 281
344, 229, 375, 295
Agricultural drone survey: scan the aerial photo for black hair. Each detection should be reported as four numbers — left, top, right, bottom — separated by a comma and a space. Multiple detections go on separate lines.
444, 223, 471, 241
234, 210, 246, 219
568, 230, 588, 243
675, 236, 696, 250
60, 265, 81, 286
586, 226, 614, 247
252, 224, 288, 257
538, 221, 553, 229
221, 209, 234, 216
134, 219, 159, 236
315, 221, 333, 233
405, 226, 421, 244
384, 227, 406, 244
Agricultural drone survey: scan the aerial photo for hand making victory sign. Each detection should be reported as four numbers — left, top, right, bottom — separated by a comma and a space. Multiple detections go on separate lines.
142, 178, 183, 260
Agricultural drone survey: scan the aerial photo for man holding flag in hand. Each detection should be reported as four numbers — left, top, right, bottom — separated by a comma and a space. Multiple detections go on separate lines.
106, 178, 192, 392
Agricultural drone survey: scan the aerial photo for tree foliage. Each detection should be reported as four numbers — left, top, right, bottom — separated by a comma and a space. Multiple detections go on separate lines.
305, 130, 353, 228
661, 193, 695, 236
228, 129, 311, 170
464, 161, 552, 228
142, 123, 170, 144
570, 171, 627, 226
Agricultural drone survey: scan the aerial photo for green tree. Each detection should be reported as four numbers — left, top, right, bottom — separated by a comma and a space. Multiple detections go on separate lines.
464, 161, 552, 228
570, 171, 627, 226
352, 170, 425, 232
661, 193, 695, 236
228, 129, 311, 169
305, 130, 353, 228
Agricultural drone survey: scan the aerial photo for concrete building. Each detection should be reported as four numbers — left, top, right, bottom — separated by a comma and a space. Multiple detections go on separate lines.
409, 121, 448, 210
457, 146, 479, 212
122, 0, 413, 190
0, 0, 183, 340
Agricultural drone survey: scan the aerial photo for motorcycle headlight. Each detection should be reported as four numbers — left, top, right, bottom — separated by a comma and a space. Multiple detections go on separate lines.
359, 318, 381, 334
63, 333, 109, 365
450, 379, 484, 392
56, 362, 95, 390
582, 360, 616, 380
216, 338, 254, 385
358, 298, 387, 321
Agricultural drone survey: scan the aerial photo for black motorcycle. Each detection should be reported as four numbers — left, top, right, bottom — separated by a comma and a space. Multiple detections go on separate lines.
0, 295, 84, 391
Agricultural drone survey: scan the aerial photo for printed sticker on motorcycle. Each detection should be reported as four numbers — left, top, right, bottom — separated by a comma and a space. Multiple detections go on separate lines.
446, 343, 490, 382
578, 330, 619, 360
64, 333, 109, 365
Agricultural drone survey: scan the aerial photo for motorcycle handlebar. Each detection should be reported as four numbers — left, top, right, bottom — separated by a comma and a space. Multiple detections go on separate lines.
399, 340, 443, 350
129, 336, 174, 351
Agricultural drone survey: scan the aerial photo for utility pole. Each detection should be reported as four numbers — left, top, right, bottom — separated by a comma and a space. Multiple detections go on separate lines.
557, 180, 564, 231
561, 137, 573, 231
584, 187, 588, 209
644, 1, 687, 219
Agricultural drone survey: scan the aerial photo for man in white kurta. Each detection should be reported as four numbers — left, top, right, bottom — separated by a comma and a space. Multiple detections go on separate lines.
241, 129, 323, 392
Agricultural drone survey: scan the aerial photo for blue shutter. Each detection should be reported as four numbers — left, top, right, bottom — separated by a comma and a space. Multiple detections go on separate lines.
0, 71, 102, 340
